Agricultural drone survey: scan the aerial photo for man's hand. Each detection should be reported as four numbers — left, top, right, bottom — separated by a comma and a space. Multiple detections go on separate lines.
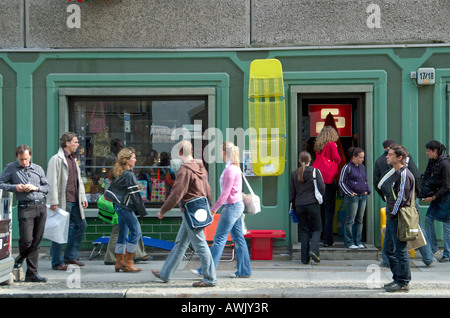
82, 201, 88, 209
50, 205, 58, 211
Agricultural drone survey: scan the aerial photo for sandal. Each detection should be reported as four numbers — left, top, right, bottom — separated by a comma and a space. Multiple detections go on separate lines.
192, 281, 215, 287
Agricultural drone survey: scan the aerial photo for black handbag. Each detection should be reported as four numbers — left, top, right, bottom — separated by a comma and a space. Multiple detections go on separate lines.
183, 196, 213, 230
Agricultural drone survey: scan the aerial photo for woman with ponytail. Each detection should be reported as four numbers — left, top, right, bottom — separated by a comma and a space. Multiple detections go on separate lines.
105, 147, 146, 272
193, 142, 252, 278
423, 140, 450, 262
290, 151, 326, 264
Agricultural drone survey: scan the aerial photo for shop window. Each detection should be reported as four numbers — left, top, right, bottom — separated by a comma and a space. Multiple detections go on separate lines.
68, 96, 208, 208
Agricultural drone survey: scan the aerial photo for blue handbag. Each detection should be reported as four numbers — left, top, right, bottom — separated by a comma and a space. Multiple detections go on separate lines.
183, 196, 213, 230
289, 203, 299, 223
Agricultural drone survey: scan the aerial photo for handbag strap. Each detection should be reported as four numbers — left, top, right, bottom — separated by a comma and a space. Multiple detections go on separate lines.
242, 172, 255, 196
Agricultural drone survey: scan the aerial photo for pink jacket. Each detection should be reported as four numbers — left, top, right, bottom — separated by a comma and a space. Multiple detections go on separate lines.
212, 162, 243, 212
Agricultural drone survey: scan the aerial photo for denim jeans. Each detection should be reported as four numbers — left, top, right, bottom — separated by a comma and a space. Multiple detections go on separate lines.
296, 203, 322, 264
198, 201, 251, 277
384, 217, 411, 286
114, 205, 142, 254
426, 215, 450, 259
51, 202, 87, 267
159, 213, 216, 285
343, 194, 367, 247
381, 199, 435, 266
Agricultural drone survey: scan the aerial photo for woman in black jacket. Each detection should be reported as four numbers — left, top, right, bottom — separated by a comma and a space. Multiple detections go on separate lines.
290, 151, 326, 264
423, 140, 450, 263
105, 147, 147, 272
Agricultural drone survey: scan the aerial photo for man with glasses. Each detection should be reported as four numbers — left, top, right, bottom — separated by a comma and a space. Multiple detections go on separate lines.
0, 145, 50, 282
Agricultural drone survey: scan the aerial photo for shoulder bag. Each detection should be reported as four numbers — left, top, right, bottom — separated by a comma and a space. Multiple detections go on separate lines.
312, 151, 338, 184
183, 196, 213, 230
242, 173, 261, 215
312, 168, 323, 204
394, 179, 420, 242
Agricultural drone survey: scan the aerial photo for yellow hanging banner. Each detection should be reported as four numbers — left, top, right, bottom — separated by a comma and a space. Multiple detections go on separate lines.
248, 59, 286, 176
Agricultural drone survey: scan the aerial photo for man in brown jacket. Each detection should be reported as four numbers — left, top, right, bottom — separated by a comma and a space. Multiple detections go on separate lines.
152, 140, 216, 287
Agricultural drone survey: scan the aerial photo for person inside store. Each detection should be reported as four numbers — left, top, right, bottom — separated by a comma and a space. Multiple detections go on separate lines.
193, 141, 252, 278
383, 144, 413, 292
0, 145, 50, 282
290, 151, 325, 264
47, 132, 88, 271
104, 147, 147, 272
422, 140, 450, 263
312, 126, 341, 247
338, 147, 370, 249
152, 140, 216, 287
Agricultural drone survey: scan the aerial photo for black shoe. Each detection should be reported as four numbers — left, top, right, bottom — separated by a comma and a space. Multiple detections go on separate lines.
25, 275, 48, 283
14, 255, 25, 268
385, 283, 409, 292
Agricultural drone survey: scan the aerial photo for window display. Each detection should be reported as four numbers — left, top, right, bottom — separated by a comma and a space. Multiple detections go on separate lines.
69, 97, 208, 208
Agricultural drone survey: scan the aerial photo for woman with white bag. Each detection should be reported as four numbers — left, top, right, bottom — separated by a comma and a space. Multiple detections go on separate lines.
290, 151, 325, 264
193, 142, 252, 278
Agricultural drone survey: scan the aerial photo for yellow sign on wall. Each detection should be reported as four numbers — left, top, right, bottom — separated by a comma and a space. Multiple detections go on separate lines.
248, 59, 286, 176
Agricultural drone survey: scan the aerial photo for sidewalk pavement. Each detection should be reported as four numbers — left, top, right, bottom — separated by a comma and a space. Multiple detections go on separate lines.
1, 250, 450, 299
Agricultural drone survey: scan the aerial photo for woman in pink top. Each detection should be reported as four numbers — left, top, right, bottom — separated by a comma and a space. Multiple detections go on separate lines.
312, 126, 342, 247
194, 142, 252, 278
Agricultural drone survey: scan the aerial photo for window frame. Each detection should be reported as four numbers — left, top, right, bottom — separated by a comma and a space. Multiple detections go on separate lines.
58, 87, 217, 217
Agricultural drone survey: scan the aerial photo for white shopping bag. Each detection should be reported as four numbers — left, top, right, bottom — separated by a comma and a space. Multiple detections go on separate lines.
43, 205, 70, 244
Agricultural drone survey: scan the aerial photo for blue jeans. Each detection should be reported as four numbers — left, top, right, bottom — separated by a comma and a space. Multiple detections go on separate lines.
382, 199, 435, 266
114, 205, 142, 254
343, 194, 367, 247
51, 202, 87, 267
384, 217, 411, 286
198, 201, 251, 277
426, 215, 450, 259
159, 213, 216, 285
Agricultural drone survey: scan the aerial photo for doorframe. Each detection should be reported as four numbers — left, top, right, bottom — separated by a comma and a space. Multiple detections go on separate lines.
289, 85, 374, 245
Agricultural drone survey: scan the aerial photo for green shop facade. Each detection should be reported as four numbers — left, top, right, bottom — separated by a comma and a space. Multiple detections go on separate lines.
1, 45, 449, 251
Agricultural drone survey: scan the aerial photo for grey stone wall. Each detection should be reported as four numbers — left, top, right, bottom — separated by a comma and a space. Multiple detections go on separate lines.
0, 0, 448, 49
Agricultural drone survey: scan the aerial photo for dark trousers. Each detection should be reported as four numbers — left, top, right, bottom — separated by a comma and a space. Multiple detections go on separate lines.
17, 203, 46, 277
321, 181, 337, 245
297, 204, 322, 264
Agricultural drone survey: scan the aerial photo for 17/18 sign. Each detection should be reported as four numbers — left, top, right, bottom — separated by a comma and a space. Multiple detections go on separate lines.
417, 68, 435, 85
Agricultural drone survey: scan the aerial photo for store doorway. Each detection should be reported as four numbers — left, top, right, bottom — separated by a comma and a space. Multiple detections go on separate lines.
297, 93, 368, 245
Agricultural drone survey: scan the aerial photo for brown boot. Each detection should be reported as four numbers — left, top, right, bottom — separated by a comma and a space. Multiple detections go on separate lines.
122, 251, 142, 272
115, 254, 125, 272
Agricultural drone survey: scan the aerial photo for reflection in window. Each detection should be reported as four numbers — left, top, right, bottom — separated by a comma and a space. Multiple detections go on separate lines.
69, 97, 208, 208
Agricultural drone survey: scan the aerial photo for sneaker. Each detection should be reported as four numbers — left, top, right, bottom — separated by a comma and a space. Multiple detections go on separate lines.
385, 283, 409, 292
229, 273, 251, 278
190, 269, 201, 276
357, 244, 365, 249
383, 281, 396, 288
425, 258, 437, 267
309, 251, 320, 263
438, 257, 450, 263
348, 244, 358, 250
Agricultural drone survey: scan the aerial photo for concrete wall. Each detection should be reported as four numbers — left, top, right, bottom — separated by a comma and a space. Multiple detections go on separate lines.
0, 0, 448, 49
